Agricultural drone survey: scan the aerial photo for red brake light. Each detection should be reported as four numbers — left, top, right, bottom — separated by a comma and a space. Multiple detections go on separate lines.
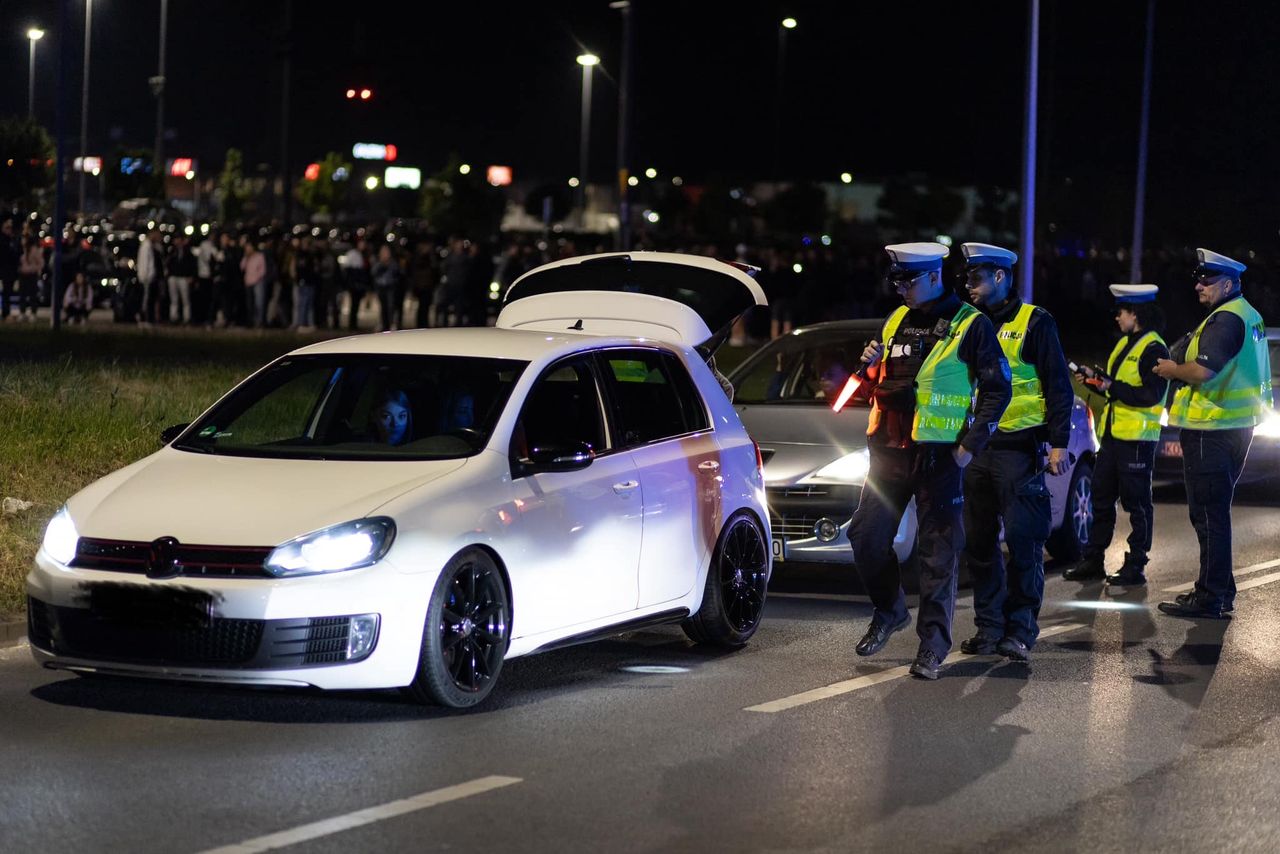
753, 440, 764, 474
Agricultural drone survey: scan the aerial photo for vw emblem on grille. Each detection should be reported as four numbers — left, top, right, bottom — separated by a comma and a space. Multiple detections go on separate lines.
145, 537, 181, 579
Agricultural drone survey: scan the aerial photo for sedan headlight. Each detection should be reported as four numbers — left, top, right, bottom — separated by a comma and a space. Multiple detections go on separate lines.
1256, 409, 1280, 440
810, 449, 872, 483
42, 506, 80, 565
265, 517, 396, 577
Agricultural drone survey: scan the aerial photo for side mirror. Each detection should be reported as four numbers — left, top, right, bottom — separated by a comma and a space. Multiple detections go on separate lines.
160, 423, 190, 445
526, 442, 595, 473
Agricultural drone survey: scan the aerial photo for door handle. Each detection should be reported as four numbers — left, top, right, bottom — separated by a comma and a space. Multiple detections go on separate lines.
612, 480, 640, 494
698, 460, 720, 472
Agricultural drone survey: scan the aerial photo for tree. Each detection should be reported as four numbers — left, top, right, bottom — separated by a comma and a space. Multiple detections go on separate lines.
761, 181, 829, 237
0, 117, 54, 206
295, 151, 351, 216
217, 148, 249, 222
419, 155, 504, 238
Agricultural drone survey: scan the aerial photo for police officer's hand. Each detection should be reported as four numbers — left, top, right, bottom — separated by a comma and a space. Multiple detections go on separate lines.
861, 340, 884, 366
1047, 447, 1069, 475
952, 446, 973, 468
1086, 376, 1112, 393
1153, 358, 1178, 380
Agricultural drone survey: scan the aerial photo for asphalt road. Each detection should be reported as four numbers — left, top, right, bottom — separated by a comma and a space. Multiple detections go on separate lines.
3, 488, 1279, 854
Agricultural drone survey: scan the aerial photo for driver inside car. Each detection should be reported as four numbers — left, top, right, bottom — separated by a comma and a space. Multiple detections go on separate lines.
369, 389, 414, 446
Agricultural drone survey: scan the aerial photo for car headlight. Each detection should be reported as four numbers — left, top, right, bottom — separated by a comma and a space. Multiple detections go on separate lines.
1255, 409, 1280, 440
265, 517, 396, 577
42, 506, 80, 565
810, 449, 872, 483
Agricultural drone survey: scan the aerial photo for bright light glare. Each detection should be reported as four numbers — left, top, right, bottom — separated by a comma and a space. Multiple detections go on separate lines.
627, 175, 639, 187
183, 225, 194, 235
567, 176, 580, 187
821, 234, 832, 246
42, 507, 79, 565
1255, 410, 1280, 439
840, 171, 852, 184
1061, 600, 1147, 611
271, 531, 374, 573
792, 262, 803, 273
576, 53, 600, 66
936, 234, 954, 247
812, 449, 871, 483
645, 210, 660, 223
459, 163, 472, 175
621, 665, 689, 674
364, 176, 379, 190
644, 167, 657, 179
27, 28, 45, 41
782, 17, 798, 29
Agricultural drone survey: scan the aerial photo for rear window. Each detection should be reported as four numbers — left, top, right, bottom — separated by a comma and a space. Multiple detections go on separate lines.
601, 349, 708, 446
731, 335, 867, 405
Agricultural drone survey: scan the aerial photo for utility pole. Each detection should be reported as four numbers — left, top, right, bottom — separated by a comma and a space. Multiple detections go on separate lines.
78, 0, 92, 214
52, 0, 72, 331
612, 0, 634, 250
1130, 0, 1156, 283
280, 0, 294, 223
151, 0, 169, 176
1018, 0, 1040, 304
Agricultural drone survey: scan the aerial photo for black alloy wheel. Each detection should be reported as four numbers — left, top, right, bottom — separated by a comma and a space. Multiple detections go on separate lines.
683, 511, 770, 647
407, 549, 510, 708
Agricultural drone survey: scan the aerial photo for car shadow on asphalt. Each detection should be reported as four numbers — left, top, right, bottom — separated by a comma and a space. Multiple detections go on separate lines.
27, 629, 739, 723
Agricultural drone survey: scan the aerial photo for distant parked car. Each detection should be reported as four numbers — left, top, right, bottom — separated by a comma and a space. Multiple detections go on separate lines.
728, 318, 1100, 568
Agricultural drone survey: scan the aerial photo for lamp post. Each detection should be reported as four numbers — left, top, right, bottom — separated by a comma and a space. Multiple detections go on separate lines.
79, 0, 92, 213
27, 27, 45, 116
576, 53, 599, 223
151, 0, 169, 173
773, 17, 797, 178
1018, 0, 1040, 304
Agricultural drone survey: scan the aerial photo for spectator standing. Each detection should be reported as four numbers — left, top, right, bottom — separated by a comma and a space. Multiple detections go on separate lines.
434, 237, 472, 327
135, 230, 164, 324
315, 238, 340, 329
193, 233, 219, 326
292, 237, 319, 331
408, 241, 438, 328
168, 234, 197, 324
214, 232, 243, 327
16, 234, 43, 322
241, 237, 268, 328
371, 244, 403, 332
342, 238, 369, 330
0, 219, 19, 320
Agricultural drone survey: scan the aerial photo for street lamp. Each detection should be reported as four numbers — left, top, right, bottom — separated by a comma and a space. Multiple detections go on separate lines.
774, 19, 797, 177
26, 27, 44, 117
782, 17, 798, 29
80, 0, 94, 214
576, 53, 600, 220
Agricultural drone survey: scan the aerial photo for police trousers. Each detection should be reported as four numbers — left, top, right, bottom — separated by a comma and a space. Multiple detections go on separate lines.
1181, 427, 1253, 610
1085, 438, 1156, 565
848, 442, 964, 659
963, 445, 1051, 647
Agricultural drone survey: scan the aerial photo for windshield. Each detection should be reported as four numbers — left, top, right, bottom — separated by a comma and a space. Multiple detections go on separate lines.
174, 354, 527, 460
732, 334, 869, 406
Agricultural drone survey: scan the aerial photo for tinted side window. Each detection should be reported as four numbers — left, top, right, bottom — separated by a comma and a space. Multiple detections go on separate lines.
602, 350, 692, 446
514, 358, 606, 458
662, 353, 710, 432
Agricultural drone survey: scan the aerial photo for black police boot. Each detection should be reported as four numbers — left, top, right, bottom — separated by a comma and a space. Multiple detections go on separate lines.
909, 648, 943, 680
997, 636, 1031, 663
855, 612, 910, 657
1173, 591, 1235, 613
960, 632, 1001, 655
1106, 553, 1148, 587
1158, 596, 1230, 620
1063, 554, 1106, 581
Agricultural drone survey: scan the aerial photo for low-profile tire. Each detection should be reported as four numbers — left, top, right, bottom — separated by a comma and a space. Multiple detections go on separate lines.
405, 548, 510, 709
682, 510, 770, 647
1046, 459, 1094, 564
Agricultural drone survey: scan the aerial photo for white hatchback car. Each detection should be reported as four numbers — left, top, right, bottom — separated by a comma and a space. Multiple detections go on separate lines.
27, 252, 771, 708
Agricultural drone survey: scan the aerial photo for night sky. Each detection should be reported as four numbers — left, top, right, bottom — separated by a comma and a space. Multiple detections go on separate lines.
3, 1, 1279, 245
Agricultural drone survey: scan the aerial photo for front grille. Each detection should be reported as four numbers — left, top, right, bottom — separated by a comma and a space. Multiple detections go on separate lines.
28, 597, 263, 666
28, 598, 374, 670
766, 484, 858, 542
73, 538, 274, 578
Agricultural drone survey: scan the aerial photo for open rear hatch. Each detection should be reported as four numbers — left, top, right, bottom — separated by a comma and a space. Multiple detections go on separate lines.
497, 252, 766, 355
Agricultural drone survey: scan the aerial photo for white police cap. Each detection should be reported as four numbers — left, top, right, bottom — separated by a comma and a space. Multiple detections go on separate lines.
1196, 248, 1246, 276
1109, 283, 1159, 304
884, 242, 949, 272
960, 242, 1018, 268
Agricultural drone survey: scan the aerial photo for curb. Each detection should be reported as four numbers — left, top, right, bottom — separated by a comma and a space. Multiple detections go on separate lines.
1, 620, 27, 648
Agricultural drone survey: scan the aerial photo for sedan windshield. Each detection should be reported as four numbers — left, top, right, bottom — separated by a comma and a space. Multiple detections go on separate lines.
732, 335, 868, 406
174, 354, 527, 460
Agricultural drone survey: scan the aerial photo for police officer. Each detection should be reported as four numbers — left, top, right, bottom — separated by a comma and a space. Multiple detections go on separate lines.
1063, 284, 1169, 586
1154, 249, 1274, 618
848, 242, 1011, 680
960, 242, 1075, 664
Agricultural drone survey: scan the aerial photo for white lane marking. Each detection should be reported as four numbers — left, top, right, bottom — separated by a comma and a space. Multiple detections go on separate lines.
0, 640, 30, 659
745, 621, 1087, 714
196, 775, 523, 854
1162, 556, 1280, 593
1235, 569, 1280, 593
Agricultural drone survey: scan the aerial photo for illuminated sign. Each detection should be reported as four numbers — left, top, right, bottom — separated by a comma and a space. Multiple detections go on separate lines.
169, 157, 194, 177
352, 143, 398, 161
120, 157, 149, 175
384, 166, 421, 190
487, 165, 512, 186
73, 156, 103, 173
303, 162, 321, 181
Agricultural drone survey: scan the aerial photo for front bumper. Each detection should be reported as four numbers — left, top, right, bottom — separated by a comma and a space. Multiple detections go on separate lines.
26, 550, 433, 690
